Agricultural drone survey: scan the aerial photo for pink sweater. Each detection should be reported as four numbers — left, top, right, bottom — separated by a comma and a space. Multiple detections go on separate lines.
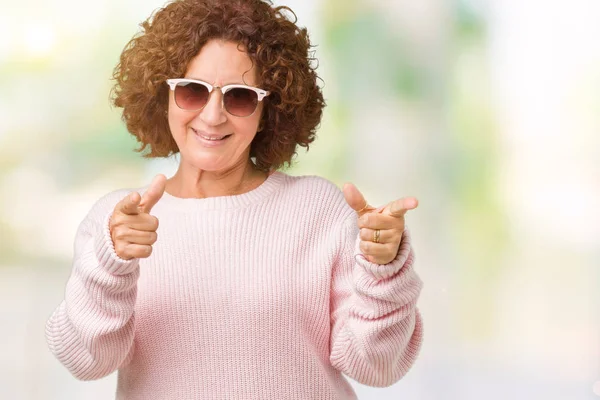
46, 171, 423, 399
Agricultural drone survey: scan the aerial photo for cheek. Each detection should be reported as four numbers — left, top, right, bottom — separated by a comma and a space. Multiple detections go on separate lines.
168, 96, 191, 126
229, 117, 260, 139
168, 110, 194, 135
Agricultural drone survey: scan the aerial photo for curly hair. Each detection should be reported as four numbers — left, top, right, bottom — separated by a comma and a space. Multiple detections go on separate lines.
110, 0, 325, 171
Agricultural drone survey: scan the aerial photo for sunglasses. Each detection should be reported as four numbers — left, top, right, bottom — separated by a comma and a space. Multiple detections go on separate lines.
166, 78, 270, 117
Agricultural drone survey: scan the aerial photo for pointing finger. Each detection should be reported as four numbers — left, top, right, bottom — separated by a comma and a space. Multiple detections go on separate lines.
119, 192, 142, 216
388, 197, 419, 218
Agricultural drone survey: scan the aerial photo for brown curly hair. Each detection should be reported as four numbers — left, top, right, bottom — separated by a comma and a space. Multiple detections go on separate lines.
110, 0, 325, 171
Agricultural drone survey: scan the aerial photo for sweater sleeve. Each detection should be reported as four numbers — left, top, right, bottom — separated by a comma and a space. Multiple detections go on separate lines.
45, 192, 140, 381
329, 213, 423, 387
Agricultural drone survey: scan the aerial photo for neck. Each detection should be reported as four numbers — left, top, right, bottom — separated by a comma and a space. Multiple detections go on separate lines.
166, 158, 268, 199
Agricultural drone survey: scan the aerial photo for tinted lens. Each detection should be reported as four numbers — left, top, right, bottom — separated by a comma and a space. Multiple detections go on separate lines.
174, 82, 210, 110
224, 88, 258, 117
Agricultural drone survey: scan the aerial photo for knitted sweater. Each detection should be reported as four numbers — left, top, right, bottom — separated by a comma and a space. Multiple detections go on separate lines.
45, 171, 423, 400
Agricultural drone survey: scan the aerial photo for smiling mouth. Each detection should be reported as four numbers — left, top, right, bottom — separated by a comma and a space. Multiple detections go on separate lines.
192, 128, 232, 141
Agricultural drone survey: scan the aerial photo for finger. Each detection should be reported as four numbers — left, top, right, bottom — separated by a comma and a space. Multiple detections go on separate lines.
110, 211, 159, 232
115, 243, 153, 260
131, 215, 159, 232
342, 182, 376, 216
357, 213, 400, 230
112, 226, 158, 246
139, 174, 167, 214
359, 228, 400, 244
359, 240, 396, 258
368, 255, 394, 265
128, 244, 153, 259
111, 225, 152, 244
129, 230, 158, 246
119, 192, 142, 216
388, 197, 419, 218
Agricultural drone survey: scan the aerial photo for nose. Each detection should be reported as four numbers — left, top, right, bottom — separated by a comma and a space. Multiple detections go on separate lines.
198, 89, 227, 126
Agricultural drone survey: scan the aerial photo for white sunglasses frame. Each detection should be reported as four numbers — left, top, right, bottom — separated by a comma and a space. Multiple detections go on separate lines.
166, 78, 270, 117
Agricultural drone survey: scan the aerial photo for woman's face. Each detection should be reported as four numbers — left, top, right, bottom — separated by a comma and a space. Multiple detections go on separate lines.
167, 39, 263, 173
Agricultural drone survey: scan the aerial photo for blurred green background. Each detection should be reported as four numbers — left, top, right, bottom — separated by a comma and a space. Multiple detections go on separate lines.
1, 0, 598, 399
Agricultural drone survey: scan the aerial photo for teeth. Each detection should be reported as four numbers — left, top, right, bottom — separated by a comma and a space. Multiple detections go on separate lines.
201, 135, 225, 141
193, 129, 227, 141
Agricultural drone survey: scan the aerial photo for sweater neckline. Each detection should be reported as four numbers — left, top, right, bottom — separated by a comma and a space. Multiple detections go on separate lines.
157, 170, 285, 211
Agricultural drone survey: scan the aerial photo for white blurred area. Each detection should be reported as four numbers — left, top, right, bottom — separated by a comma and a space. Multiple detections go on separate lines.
489, 0, 599, 377
1, 0, 598, 399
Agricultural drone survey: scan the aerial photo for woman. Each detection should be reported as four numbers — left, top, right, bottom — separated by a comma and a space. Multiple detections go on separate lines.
45, 0, 423, 399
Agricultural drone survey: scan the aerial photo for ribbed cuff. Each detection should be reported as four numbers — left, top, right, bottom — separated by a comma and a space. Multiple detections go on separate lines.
93, 212, 140, 275
354, 229, 413, 281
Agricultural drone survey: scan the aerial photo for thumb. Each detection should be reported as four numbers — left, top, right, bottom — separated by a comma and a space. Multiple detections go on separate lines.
138, 174, 167, 214
342, 182, 374, 216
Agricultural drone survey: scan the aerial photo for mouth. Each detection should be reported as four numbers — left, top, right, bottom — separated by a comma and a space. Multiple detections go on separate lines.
191, 128, 232, 142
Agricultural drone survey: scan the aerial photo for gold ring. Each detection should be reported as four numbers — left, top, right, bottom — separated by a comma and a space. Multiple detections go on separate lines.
373, 229, 381, 243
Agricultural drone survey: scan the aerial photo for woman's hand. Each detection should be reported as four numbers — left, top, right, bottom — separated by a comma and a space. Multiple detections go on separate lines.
109, 175, 167, 260
343, 183, 418, 265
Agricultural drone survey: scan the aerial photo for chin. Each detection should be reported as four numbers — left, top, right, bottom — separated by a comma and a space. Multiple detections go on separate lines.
191, 160, 229, 172
184, 153, 235, 172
